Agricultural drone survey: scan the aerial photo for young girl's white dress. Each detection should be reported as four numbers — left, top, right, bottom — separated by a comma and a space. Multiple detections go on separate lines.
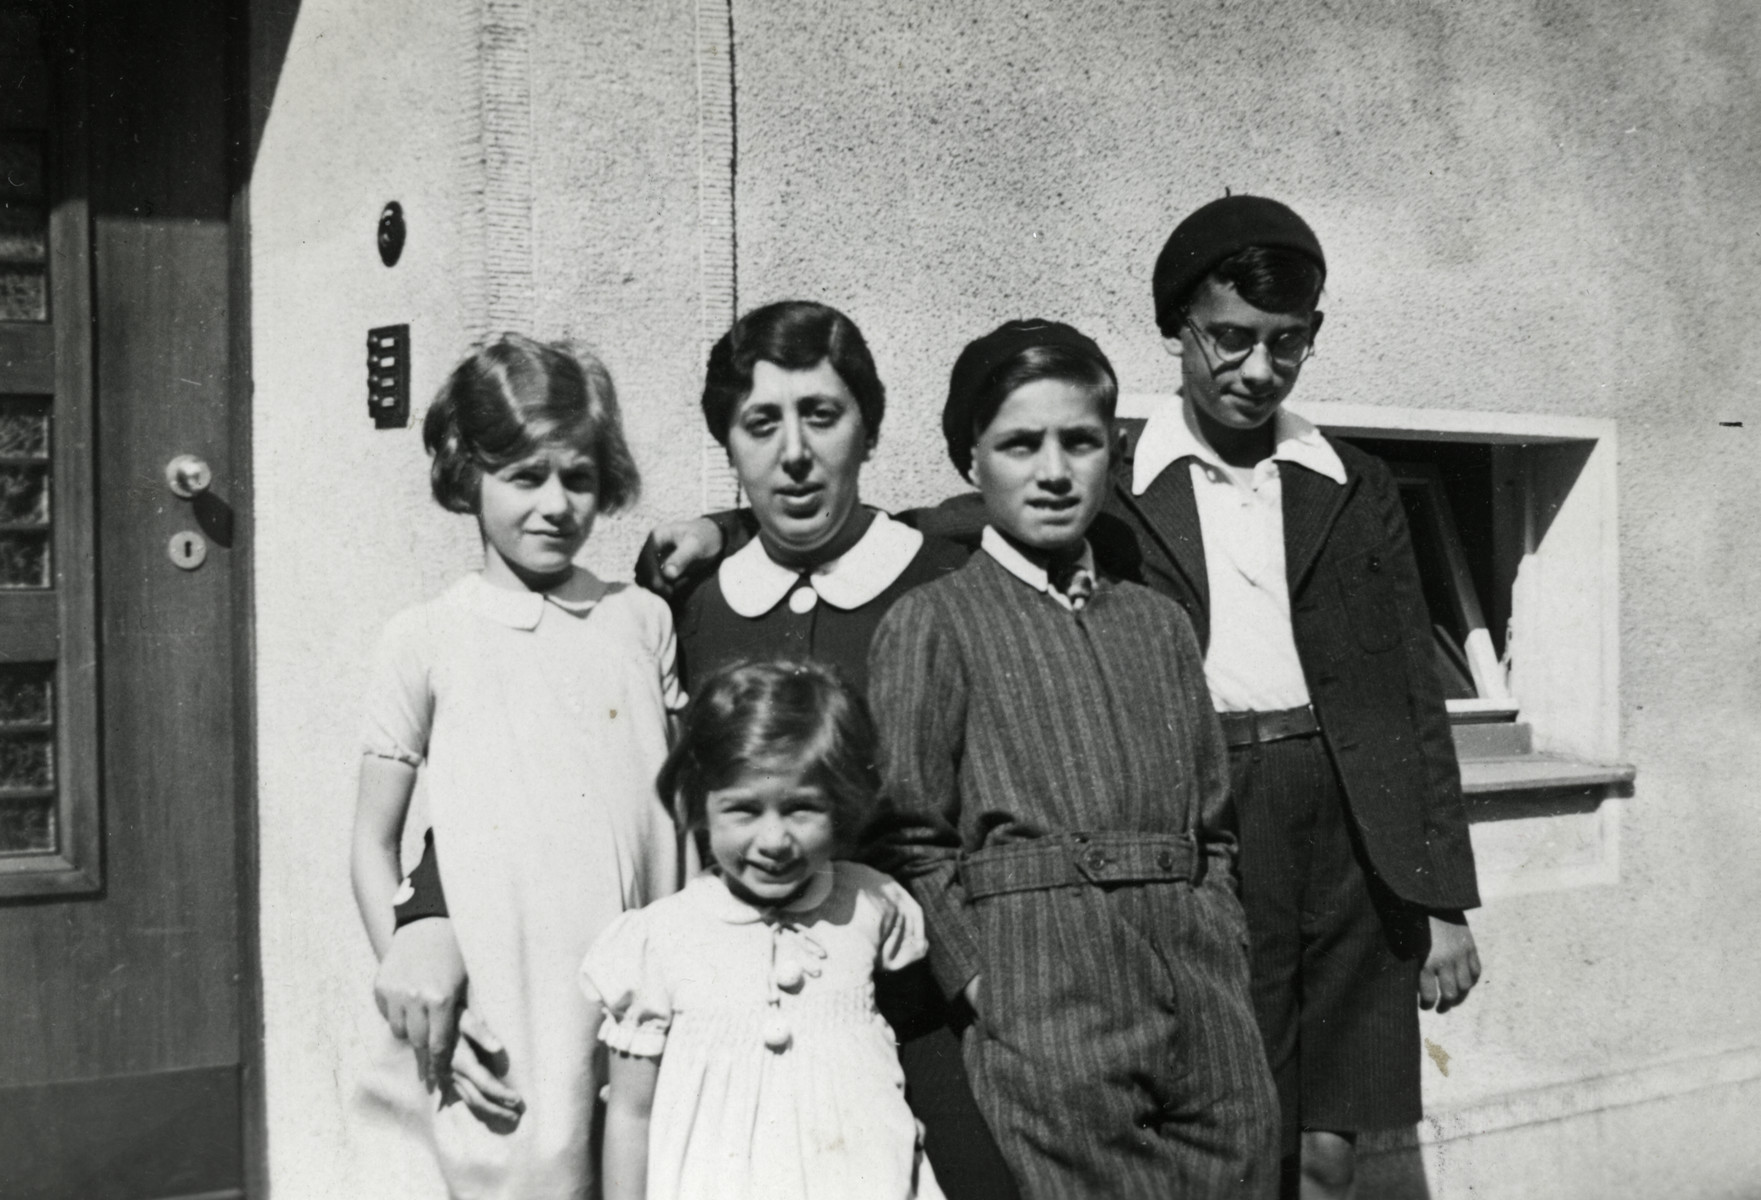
359, 571, 683, 1200
582, 862, 945, 1200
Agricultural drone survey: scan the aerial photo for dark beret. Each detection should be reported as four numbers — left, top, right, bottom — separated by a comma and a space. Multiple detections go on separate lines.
1152, 195, 1325, 335
942, 319, 1115, 480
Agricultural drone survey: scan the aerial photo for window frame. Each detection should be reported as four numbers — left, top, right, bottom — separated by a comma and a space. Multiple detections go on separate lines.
0, 30, 100, 897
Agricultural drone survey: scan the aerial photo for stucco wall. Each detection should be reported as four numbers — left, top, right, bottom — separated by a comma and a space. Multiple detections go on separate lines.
249, 0, 1761, 1194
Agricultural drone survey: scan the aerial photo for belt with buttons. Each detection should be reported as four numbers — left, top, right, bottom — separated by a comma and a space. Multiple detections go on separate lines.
1217, 705, 1320, 748
958, 830, 1209, 899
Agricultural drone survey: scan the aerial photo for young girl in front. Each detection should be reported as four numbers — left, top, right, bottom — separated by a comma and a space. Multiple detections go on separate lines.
583, 659, 943, 1200
351, 334, 683, 1199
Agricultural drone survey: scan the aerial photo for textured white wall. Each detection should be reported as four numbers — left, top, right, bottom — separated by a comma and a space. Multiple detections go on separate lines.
251, 1, 477, 1193
728, 0, 1761, 1189
249, 0, 1761, 1194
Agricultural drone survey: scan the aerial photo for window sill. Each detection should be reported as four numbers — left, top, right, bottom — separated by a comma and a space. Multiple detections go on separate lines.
1459, 754, 1635, 798
1452, 719, 1635, 798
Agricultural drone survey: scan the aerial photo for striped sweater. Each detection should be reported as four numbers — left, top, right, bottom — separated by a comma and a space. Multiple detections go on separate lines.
867, 548, 1233, 998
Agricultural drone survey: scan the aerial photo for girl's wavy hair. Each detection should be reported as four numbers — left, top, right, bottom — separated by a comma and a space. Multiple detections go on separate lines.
422, 333, 640, 514
658, 658, 883, 855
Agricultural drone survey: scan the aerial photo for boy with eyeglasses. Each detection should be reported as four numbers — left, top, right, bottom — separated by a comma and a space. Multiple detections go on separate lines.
1098, 194, 1482, 1199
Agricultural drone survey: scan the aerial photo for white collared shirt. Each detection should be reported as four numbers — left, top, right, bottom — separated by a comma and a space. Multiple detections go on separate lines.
718, 510, 924, 618
1132, 397, 1348, 713
980, 526, 1097, 611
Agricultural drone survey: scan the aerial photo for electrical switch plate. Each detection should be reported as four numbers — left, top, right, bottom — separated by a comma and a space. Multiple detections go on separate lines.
367, 324, 410, 429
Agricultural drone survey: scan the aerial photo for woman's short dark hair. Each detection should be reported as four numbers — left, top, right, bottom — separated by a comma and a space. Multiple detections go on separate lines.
422, 333, 641, 514
1166, 244, 1325, 330
657, 658, 883, 855
700, 301, 885, 446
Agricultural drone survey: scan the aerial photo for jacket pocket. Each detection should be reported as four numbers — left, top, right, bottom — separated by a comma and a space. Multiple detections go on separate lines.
1334, 544, 1402, 653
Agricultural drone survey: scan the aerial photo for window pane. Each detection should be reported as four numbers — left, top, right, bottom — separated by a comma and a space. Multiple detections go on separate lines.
0, 134, 48, 323
0, 798, 54, 854
0, 397, 50, 457
0, 463, 48, 523
0, 665, 59, 856
0, 396, 51, 589
0, 662, 53, 726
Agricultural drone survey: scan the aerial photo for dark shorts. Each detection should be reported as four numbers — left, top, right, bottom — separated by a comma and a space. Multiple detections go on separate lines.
1229, 734, 1428, 1156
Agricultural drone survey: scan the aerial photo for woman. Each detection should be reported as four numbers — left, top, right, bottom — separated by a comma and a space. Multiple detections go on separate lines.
670, 301, 964, 695
663, 300, 1014, 1200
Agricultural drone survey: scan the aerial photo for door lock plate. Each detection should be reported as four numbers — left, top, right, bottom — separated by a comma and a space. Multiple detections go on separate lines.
168, 530, 208, 570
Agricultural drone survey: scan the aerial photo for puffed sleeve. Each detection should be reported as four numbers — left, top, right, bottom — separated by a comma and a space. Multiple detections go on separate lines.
580, 909, 674, 1058
836, 862, 929, 973
360, 607, 434, 767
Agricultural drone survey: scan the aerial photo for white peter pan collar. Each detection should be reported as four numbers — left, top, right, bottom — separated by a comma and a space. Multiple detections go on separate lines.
1131, 395, 1348, 495
687, 865, 839, 924
980, 526, 1095, 602
718, 510, 924, 619
445, 568, 609, 631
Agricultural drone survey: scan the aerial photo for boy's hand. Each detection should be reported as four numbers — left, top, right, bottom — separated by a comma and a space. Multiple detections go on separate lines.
1418, 911, 1481, 1013
961, 975, 984, 1030
637, 517, 724, 595
442, 1008, 525, 1134
375, 917, 466, 1091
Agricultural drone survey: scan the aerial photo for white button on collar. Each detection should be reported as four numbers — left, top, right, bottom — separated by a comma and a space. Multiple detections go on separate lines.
788, 587, 818, 614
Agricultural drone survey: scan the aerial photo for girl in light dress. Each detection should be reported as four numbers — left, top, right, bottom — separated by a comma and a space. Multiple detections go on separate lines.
350, 334, 682, 1199
583, 658, 944, 1200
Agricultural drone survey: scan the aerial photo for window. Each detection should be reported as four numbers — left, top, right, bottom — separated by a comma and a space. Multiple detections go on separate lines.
1310, 401, 1634, 899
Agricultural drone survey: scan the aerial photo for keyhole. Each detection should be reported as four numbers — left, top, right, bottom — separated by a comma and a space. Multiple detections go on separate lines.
168, 530, 208, 570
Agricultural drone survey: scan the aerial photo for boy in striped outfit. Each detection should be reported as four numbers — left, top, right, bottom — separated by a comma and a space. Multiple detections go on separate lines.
868, 319, 1277, 1200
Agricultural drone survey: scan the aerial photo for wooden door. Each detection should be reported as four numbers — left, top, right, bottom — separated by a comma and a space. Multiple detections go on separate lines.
0, 2, 254, 1196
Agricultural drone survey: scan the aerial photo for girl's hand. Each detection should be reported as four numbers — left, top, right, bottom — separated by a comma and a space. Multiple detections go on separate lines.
443, 1008, 525, 1134
1419, 911, 1482, 1013
374, 917, 467, 1091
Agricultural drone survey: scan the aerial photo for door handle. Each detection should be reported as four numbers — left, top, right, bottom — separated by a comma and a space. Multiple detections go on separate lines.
164, 454, 212, 499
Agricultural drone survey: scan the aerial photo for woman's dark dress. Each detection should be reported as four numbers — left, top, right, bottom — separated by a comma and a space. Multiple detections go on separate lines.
672, 515, 1018, 1200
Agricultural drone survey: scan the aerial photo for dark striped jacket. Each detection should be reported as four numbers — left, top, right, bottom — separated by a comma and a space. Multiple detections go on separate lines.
867, 550, 1235, 998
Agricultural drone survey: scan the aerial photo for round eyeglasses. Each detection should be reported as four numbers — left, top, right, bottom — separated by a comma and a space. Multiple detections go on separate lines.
1184, 317, 1315, 371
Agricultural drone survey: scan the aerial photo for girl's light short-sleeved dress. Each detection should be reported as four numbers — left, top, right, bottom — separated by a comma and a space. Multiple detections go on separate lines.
359, 571, 683, 1200
581, 862, 945, 1200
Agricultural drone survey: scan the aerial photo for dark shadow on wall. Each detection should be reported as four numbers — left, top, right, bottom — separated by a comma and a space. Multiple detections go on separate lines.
240, 0, 302, 188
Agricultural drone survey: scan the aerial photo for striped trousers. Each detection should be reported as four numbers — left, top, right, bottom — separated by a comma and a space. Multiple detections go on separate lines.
957, 836, 1279, 1199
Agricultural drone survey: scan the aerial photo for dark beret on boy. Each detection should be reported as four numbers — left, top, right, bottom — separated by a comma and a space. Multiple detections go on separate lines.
942, 319, 1116, 479
1152, 194, 1326, 335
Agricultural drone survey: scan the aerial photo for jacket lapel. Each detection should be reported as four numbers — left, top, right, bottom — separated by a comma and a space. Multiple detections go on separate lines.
1282, 458, 1356, 595
1111, 428, 1208, 609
